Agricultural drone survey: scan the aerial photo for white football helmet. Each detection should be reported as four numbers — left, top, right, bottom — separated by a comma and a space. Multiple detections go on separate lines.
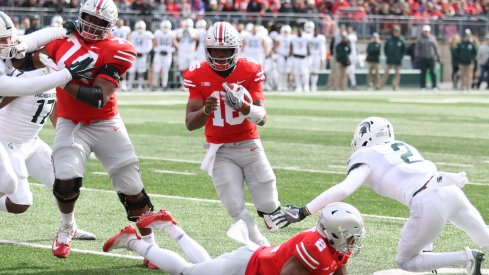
135, 20, 146, 34
160, 20, 172, 32
304, 21, 315, 33
280, 25, 292, 36
0, 11, 18, 59
183, 18, 194, 30
351, 117, 394, 151
317, 202, 365, 256
51, 15, 63, 27
204, 22, 241, 71
77, 0, 118, 41
196, 19, 207, 30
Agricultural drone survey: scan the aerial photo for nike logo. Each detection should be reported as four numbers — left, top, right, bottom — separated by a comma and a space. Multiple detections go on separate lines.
52, 240, 61, 250
284, 208, 299, 220
91, 46, 99, 49
250, 146, 259, 152
236, 80, 246, 85
114, 127, 120, 132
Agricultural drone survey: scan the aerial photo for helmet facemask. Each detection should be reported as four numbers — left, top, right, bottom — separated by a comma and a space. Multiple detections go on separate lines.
77, 12, 113, 41
205, 47, 238, 71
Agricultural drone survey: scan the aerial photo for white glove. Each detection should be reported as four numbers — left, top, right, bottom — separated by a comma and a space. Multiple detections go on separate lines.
12, 37, 28, 59
39, 53, 61, 74
220, 82, 251, 111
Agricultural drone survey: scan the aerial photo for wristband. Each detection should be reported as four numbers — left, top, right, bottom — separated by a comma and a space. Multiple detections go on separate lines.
202, 106, 211, 116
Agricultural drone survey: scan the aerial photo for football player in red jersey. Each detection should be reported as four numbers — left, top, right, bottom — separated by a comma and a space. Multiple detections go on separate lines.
103, 202, 365, 275
184, 22, 281, 246
23, 0, 155, 260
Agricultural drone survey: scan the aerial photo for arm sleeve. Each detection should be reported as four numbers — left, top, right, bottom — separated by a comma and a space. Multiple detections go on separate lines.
21, 27, 67, 52
306, 164, 370, 214
0, 69, 71, 96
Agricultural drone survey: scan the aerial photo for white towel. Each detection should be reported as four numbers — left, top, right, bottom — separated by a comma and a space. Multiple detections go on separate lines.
200, 143, 223, 177
226, 220, 260, 251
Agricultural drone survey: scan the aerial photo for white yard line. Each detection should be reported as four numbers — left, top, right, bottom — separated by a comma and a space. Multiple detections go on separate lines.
139, 156, 201, 164
154, 170, 195, 175
0, 239, 143, 260
437, 162, 473, 168
374, 268, 489, 275
92, 172, 108, 176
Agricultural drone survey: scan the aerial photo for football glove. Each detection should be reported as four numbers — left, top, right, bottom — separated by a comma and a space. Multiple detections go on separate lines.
66, 57, 94, 80
220, 82, 250, 111
63, 20, 77, 35
269, 204, 307, 229
12, 38, 27, 59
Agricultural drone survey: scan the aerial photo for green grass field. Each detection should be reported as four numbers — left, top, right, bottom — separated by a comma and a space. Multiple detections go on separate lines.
0, 91, 488, 274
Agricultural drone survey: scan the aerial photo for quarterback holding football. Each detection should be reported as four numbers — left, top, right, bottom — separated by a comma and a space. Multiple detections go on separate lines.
184, 22, 281, 247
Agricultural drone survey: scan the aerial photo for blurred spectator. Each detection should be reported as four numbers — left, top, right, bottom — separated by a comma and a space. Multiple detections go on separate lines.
25, 15, 41, 35
332, 0, 350, 15
167, 0, 182, 16
335, 31, 351, 90
43, 0, 64, 13
19, 17, 30, 31
476, 34, 489, 89
222, 0, 238, 11
269, 0, 281, 13
380, 25, 405, 91
366, 32, 381, 89
247, 0, 262, 12
449, 34, 461, 89
21, 0, 37, 7
415, 24, 440, 90
278, 0, 292, 13
190, 0, 205, 13
457, 29, 478, 91
131, 0, 153, 15
205, 0, 221, 12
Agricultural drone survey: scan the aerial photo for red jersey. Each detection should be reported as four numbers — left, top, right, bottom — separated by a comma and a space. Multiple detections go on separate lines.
245, 228, 349, 275
183, 58, 265, 144
45, 33, 136, 124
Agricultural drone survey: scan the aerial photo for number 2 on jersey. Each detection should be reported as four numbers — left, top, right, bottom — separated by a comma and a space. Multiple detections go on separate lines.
31, 99, 55, 124
391, 142, 422, 164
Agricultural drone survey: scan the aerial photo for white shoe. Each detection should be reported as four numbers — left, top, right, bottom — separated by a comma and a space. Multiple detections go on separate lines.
52, 223, 76, 258
74, 229, 96, 240
103, 225, 140, 252
465, 247, 485, 275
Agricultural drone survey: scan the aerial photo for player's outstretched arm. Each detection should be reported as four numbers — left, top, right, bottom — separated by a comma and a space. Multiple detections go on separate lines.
15, 26, 70, 54
0, 57, 92, 97
280, 256, 310, 275
269, 204, 310, 229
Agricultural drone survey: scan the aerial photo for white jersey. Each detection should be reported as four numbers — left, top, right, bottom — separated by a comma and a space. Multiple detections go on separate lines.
154, 30, 175, 54
196, 28, 207, 62
346, 141, 437, 207
0, 67, 56, 143
348, 33, 358, 58
275, 35, 292, 57
131, 31, 154, 54
291, 35, 309, 56
176, 28, 198, 55
112, 26, 131, 40
309, 34, 326, 58
242, 34, 266, 57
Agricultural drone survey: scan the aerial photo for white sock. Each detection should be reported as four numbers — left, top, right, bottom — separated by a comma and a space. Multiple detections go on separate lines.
0, 196, 7, 212
129, 240, 191, 274
177, 234, 211, 263
234, 209, 267, 245
60, 212, 75, 225
311, 75, 318, 91
141, 232, 155, 245
162, 224, 185, 240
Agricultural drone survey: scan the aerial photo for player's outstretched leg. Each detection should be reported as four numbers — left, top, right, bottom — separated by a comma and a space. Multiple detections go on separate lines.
137, 210, 211, 263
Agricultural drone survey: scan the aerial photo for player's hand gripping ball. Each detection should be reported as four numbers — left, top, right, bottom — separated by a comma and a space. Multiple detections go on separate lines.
220, 82, 252, 111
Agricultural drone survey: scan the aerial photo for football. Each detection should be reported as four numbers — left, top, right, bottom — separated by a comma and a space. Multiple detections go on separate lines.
226, 82, 253, 104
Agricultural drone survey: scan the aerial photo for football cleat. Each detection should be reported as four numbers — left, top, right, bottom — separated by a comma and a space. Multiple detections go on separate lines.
143, 259, 159, 269
466, 247, 485, 275
103, 225, 140, 252
52, 223, 76, 258
136, 210, 177, 231
73, 229, 96, 240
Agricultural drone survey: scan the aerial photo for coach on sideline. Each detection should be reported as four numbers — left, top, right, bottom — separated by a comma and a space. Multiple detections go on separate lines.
415, 25, 441, 91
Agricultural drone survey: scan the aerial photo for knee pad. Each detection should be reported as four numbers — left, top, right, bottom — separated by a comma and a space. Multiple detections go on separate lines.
53, 178, 82, 203
117, 189, 154, 222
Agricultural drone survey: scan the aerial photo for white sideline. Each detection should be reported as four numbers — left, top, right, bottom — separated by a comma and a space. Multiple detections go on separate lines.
0, 239, 143, 260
